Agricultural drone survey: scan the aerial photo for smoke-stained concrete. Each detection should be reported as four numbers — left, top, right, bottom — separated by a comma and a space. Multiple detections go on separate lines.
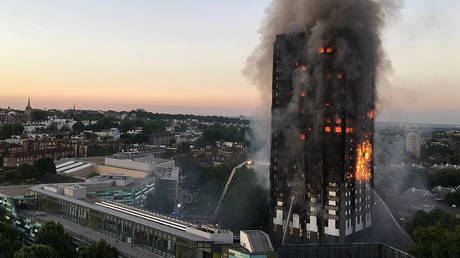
244, 0, 402, 185
244, 0, 406, 247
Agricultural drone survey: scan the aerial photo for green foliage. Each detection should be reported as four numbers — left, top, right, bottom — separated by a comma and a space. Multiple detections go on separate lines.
86, 144, 116, 157
72, 121, 85, 132
174, 124, 187, 132
120, 133, 148, 144
35, 221, 76, 258
14, 244, 58, 258
406, 208, 459, 237
408, 209, 460, 258
34, 158, 56, 176
31, 110, 49, 121
0, 123, 24, 140
422, 130, 460, 165
197, 125, 247, 147
0, 222, 23, 258
119, 119, 139, 133
86, 117, 118, 131
0, 159, 59, 185
77, 239, 119, 258
427, 169, 460, 188
46, 123, 59, 132
25, 178, 40, 184
410, 225, 460, 258
142, 120, 166, 134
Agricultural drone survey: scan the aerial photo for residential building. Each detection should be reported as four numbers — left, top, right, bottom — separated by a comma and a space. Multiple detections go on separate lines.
270, 33, 375, 245
405, 129, 421, 158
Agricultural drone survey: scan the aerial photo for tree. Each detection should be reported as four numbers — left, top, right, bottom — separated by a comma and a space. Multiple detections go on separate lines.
119, 120, 136, 133
77, 239, 119, 258
31, 110, 49, 121
410, 224, 460, 258
72, 121, 85, 133
142, 120, 166, 134
14, 244, 58, 258
406, 209, 459, 237
86, 144, 116, 157
35, 221, 76, 258
0, 222, 23, 258
45, 123, 59, 132
16, 164, 40, 181
34, 158, 56, 176
0, 123, 24, 140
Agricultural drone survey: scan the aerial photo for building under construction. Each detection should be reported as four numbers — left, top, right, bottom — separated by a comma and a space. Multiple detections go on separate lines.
270, 32, 375, 246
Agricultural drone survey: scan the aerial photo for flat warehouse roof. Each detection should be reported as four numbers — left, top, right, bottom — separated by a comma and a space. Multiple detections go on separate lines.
30, 185, 211, 242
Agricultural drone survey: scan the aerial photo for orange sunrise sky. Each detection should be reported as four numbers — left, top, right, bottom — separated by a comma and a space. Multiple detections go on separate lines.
1, 0, 459, 123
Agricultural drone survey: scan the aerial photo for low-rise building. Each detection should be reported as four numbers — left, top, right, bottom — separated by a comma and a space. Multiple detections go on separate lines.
85, 174, 157, 207
30, 184, 233, 257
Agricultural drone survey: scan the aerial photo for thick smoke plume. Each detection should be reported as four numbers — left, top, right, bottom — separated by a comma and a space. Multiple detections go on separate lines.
244, 0, 401, 185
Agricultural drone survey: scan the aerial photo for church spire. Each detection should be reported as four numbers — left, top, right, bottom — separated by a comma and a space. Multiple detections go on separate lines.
27, 96, 31, 108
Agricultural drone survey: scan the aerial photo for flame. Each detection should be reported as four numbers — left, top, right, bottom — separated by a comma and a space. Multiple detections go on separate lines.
301, 91, 306, 97
346, 127, 353, 134
324, 126, 331, 133
326, 48, 333, 53
368, 110, 375, 119
337, 73, 343, 79
355, 140, 372, 181
336, 118, 341, 124
335, 127, 342, 133
319, 48, 325, 53
300, 134, 306, 141
301, 65, 307, 71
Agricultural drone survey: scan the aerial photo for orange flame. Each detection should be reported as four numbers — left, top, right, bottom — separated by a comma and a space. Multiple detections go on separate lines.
324, 126, 331, 133
355, 140, 372, 181
319, 48, 325, 53
326, 48, 333, 53
337, 73, 343, 79
368, 110, 375, 119
335, 127, 342, 133
301, 65, 307, 71
301, 91, 306, 97
300, 134, 306, 141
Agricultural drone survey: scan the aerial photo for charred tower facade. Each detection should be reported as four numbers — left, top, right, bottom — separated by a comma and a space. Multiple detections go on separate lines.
270, 32, 375, 246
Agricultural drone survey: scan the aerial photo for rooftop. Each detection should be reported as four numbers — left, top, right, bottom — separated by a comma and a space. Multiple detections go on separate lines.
30, 184, 232, 243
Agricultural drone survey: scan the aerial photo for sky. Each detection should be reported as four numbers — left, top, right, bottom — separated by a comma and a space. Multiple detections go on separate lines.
0, 0, 459, 124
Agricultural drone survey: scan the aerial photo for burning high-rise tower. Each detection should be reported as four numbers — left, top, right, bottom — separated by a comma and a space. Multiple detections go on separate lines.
269, 31, 375, 245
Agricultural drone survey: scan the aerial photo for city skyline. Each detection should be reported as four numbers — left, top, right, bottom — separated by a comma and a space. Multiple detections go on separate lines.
1, 0, 460, 124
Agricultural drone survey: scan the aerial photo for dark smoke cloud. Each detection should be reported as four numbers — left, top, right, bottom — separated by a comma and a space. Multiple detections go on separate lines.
244, 0, 402, 185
